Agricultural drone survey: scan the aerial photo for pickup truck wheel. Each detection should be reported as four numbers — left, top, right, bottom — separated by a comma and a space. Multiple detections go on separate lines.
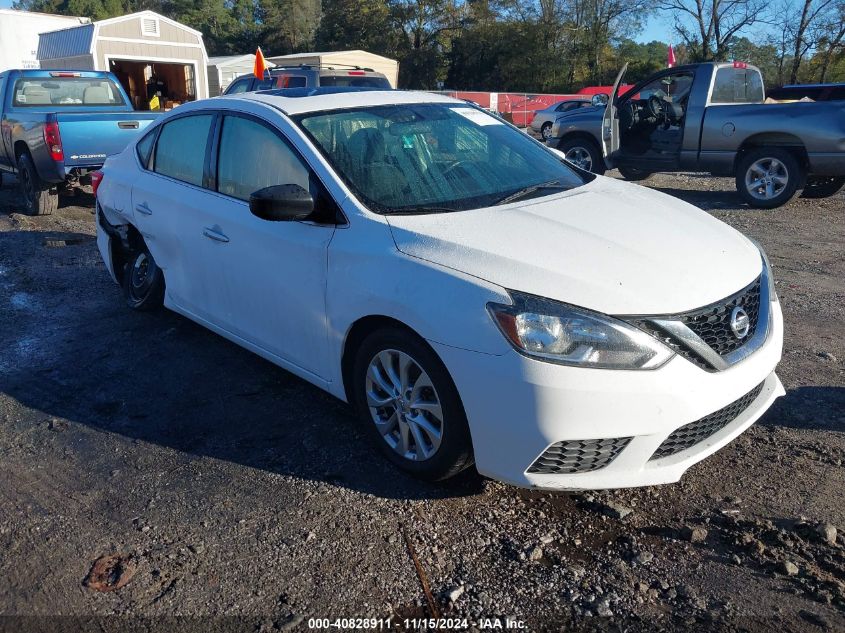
122, 243, 165, 311
558, 138, 606, 175
17, 153, 58, 216
617, 165, 653, 182
736, 148, 802, 209
351, 327, 474, 482
800, 176, 845, 199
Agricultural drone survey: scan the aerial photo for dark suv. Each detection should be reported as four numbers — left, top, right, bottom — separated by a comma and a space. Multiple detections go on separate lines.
224, 65, 391, 95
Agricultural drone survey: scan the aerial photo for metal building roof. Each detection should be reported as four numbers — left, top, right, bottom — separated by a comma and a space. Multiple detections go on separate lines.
37, 23, 94, 60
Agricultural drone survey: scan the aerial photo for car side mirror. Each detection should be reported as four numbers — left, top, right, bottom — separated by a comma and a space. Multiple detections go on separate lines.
249, 184, 314, 221
591, 93, 609, 107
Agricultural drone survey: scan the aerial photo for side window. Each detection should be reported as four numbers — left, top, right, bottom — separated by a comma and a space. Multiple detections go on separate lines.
711, 68, 765, 104
136, 127, 157, 168
277, 75, 307, 88
225, 77, 253, 94
154, 114, 213, 186
216, 115, 310, 201
255, 77, 274, 90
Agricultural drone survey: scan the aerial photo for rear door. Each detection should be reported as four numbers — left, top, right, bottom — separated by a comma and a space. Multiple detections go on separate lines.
601, 64, 627, 166
130, 112, 230, 322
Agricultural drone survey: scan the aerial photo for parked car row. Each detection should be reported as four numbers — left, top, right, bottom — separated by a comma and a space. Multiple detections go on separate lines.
93, 86, 784, 490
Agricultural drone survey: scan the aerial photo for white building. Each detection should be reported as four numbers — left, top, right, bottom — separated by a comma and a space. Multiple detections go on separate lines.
207, 54, 275, 96
0, 9, 89, 72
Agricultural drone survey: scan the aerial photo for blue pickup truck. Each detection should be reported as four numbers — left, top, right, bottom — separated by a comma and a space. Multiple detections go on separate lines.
0, 70, 159, 215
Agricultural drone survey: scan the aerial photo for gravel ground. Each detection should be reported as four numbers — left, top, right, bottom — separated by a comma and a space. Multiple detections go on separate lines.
0, 172, 842, 633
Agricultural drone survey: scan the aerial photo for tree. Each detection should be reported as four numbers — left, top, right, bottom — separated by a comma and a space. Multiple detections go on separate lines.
659, 0, 769, 61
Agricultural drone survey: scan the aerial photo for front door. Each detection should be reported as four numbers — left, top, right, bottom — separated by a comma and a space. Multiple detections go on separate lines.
615, 69, 695, 171
202, 113, 336, 379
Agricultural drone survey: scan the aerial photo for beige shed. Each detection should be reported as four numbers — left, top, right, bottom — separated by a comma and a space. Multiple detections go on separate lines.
266, 50, 399, 88
37, 10, 209, 110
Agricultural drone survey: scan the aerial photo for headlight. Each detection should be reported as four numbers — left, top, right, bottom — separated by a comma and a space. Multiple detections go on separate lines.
487, 292, 674, 370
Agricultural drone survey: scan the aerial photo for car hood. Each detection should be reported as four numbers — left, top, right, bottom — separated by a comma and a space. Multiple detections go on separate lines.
385, 176, 762, 315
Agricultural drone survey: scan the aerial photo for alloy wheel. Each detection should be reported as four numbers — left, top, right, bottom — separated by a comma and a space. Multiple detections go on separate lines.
745, 158, 789, 201
564, 146, 593, 171
541, 123, 552, 140
365, 349, 444, 461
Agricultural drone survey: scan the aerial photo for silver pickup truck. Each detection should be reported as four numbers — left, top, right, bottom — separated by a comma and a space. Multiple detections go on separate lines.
546, 62, 845, 208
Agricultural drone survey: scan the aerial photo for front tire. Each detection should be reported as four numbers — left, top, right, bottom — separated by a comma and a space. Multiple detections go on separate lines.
17, 152, 58, 216
557, 137, 605, 175
800, 176, 845, 199
617, 165, 653, 181
351, 327, 473, 481
122, 241, 165, 310
736, 148, 803, 208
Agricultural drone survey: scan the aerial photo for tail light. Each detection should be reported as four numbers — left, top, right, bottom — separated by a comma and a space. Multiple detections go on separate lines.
91, 170, 104, 197
348, 71, 366, 76
43, 120, 64, 161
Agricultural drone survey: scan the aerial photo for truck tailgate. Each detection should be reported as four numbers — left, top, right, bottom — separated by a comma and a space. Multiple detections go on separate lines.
56, 112, 159, 168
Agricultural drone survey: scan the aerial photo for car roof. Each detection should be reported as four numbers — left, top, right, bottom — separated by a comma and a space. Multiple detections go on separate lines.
230, 88, 460, 115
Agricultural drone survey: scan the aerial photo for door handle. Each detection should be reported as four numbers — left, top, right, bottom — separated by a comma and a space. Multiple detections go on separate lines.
118, 121, 140, 129
203, 227, 229, 243
135, 202, 152, 215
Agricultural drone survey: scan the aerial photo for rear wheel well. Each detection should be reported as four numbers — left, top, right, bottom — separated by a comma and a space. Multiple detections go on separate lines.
102, 208, 145, 281
341, 316, 428, 403
734, 134, 808, 173
13, 141, 30, 161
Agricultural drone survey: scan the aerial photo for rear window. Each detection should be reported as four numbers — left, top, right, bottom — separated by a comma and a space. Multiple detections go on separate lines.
710, 68, 764, 104
319, 74, 391, 89
13, 77, 125, 107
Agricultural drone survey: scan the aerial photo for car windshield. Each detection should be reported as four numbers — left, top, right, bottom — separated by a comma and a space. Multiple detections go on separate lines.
12, 77, 125, 107
294, 103, 587, 214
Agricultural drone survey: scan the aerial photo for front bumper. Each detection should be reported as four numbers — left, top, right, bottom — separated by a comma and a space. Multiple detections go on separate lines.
431, 301, 784, 490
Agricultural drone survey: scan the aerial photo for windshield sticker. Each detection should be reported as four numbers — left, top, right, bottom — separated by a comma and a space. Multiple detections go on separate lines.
450, 107, 503, 126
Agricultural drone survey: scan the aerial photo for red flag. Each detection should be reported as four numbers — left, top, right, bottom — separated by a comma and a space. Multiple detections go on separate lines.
253, 47, 267, 79
668, 44, 676, 68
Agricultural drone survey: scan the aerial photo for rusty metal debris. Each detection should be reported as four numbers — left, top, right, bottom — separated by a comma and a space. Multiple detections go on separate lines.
401, 525, 440, 619
83, 554, 137, 592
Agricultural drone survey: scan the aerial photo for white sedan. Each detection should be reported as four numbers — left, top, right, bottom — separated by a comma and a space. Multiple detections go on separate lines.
94, 88, 784, 490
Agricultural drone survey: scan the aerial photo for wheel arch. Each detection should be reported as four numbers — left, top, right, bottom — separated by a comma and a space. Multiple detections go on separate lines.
555, 131, 601, 150
733, 133, 809, 174
340, 315, 434, 404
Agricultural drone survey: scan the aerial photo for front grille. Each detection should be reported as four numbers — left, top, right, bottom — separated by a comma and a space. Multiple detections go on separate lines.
650, 382, 764, 461
630, 275, 763, 372
680, 277, 762, 356
527, 437, 631, 475
634, 321, 713, 371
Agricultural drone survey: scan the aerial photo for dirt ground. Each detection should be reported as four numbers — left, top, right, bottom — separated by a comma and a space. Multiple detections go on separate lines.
0, 171, 842, 633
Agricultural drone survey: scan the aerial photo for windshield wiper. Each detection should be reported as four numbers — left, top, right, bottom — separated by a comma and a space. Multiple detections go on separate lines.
494, 179, 569, 206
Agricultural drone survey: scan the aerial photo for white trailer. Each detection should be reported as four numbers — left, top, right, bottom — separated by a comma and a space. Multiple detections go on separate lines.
0, 9, 89, 72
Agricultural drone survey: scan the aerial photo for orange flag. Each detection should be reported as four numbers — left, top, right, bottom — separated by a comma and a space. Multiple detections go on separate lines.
253, 47, 267, 79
